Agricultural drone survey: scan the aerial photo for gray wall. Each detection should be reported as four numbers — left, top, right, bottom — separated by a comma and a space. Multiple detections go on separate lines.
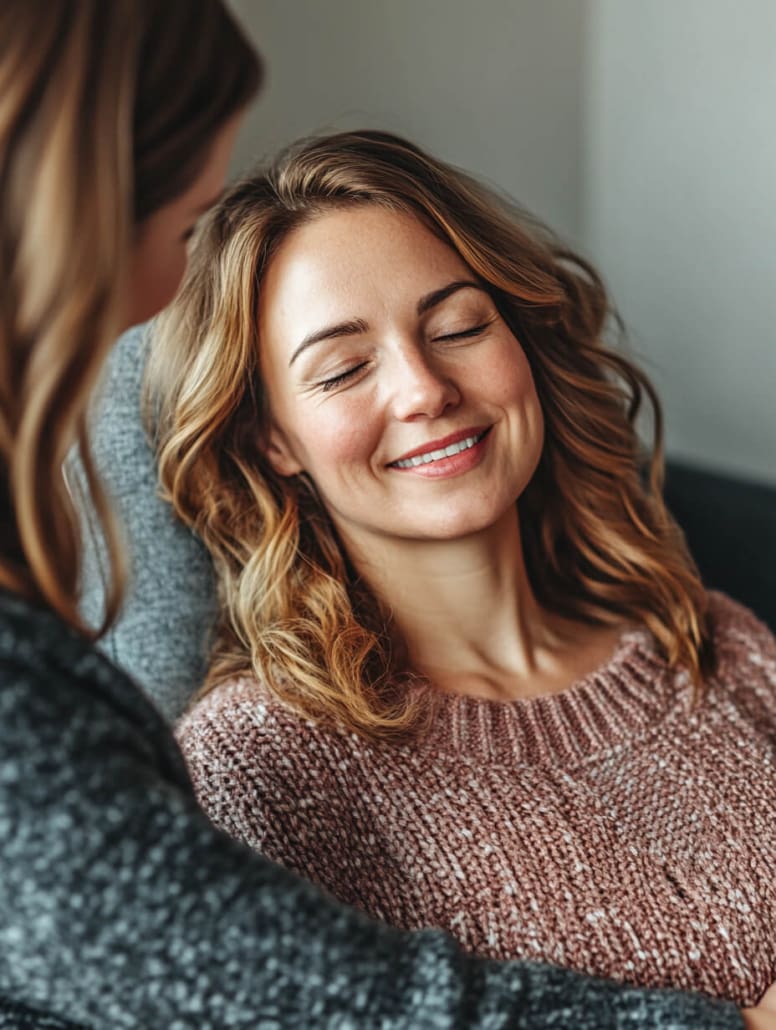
228, 0, 775, 486
585, 0, 776, 485
230, 0, 587, 242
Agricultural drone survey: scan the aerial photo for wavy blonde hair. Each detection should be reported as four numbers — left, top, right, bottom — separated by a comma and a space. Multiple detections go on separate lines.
149, 129, 712, 741
0, 0, 260, 633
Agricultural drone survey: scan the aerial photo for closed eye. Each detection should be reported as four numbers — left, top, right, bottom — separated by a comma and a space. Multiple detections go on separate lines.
319, 361, 370, 392
434, 322, 490, 342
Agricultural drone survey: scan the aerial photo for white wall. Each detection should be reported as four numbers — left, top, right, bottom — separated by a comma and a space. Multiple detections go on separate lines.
584, 0, 776, 484
228, 0, 776, 486
229, 0, 587, 242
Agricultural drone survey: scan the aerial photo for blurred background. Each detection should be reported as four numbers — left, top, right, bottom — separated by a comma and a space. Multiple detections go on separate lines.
229, 0, 776, 489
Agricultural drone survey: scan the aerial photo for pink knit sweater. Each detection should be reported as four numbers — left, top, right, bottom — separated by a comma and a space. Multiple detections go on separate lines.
176, 593, 776, 1005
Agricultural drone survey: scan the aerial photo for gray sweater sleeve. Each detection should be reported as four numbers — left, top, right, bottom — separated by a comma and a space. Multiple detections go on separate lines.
0, 594, 743, 1030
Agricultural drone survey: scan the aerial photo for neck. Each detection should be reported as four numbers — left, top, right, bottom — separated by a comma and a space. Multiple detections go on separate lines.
343, 507, 578, 699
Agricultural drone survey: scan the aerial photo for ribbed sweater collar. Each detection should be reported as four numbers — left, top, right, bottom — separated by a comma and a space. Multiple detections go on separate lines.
414, 629, 687, 767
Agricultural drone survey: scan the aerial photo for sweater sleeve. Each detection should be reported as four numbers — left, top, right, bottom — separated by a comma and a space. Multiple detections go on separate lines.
709, 591, 776, 724
175, 690, 277, 851
0, 627, 743, 1028
176, 682, 383, 910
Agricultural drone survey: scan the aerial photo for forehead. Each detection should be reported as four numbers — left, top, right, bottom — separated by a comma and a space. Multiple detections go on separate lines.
258, 205, 474, 334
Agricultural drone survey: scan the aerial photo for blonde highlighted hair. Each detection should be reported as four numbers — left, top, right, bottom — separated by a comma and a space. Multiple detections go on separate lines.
0, 0, 260, 632
149, 129, 712, 741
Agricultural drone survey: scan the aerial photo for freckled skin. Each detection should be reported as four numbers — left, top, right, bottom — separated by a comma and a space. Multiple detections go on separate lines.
259, 206, 544, 552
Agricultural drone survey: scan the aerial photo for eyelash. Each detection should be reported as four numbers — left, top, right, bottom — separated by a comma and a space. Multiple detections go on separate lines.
435, 322, 489, 342
317, 323, 490, 392
320, 362, 369, 392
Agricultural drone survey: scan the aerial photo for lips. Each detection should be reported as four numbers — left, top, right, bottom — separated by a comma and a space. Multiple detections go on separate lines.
387, 426, 491, 468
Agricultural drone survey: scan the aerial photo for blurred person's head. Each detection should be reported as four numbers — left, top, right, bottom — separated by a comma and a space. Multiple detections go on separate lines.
0, 0, 261, 628
149, 129, 709, 742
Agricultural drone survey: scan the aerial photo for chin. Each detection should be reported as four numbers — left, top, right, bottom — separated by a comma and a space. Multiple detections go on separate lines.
410, 505, 517, 542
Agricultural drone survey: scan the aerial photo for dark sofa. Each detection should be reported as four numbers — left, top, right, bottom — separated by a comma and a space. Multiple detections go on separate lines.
665, 461, 775, 631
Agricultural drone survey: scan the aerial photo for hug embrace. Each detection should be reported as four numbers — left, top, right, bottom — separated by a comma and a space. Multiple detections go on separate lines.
1, 0, 774, 1025
148, 132, 776, 1003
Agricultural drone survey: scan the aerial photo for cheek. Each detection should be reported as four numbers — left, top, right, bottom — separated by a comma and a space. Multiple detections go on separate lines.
157, 242, 188, 305
512, 351, 544, 437
129, 238, 188, 325
513, 361, 541, 419
291, 398, 380, 477
485, 339, 545, 460
479, 336, 540, 408
137, 265, 185, 323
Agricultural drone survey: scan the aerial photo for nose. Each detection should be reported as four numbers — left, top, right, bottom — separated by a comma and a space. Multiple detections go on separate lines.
388, 345, 461, 421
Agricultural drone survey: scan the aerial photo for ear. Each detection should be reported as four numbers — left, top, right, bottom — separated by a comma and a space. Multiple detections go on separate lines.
263, 421, 304, 478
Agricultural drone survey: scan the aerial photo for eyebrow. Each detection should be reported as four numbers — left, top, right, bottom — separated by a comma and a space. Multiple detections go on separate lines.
289, 318, 370, 366
288, 279, 485, 367
416, 279, 484, 316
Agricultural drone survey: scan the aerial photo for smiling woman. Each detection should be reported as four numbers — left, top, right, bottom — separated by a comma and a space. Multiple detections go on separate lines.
148, 129, 706, 727
257, 205, 544, 547
147, 130, 776, 1007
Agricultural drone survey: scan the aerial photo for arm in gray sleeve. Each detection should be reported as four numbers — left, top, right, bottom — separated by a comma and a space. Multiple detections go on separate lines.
0, 597, 743, 1030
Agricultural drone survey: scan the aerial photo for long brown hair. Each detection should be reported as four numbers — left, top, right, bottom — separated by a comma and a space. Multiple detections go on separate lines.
0, 0, 261, 634
149, 129, 711, 741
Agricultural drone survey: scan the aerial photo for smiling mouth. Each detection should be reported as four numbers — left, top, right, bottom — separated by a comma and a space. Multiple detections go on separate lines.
388, 428, 491, 469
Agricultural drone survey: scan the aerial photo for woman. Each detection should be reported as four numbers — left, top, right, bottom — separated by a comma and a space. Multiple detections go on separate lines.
2, 3, 746, 1028
148, 130, 776, 1010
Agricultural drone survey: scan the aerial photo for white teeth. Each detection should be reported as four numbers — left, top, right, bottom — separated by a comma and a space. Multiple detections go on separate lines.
393, 433, 482, 469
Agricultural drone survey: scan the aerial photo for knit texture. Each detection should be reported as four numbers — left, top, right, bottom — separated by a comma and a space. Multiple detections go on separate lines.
178, 592, 776, 1009
73, 321, 217, 721
3, 587, 745, 1029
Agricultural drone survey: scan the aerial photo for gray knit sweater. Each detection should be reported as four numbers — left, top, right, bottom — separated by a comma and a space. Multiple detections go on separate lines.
0, 589, 743, 1029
